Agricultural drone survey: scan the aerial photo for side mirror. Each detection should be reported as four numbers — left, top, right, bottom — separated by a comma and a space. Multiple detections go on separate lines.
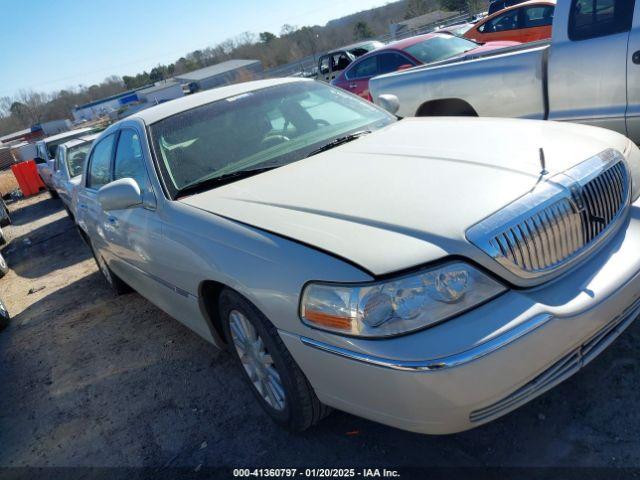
97, 178, 143, 211
378, 94, 400, 115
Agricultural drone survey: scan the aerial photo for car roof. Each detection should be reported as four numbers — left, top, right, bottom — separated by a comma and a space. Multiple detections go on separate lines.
324, 40, 383, 55
59, 133, 100, 149
131, 77, 308, 125
38, 127, 96, 145
481, 0, 556, 21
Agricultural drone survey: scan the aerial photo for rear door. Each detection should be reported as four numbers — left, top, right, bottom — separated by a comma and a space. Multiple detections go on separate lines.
548, 0, 635, 135
626, 2, 640, 142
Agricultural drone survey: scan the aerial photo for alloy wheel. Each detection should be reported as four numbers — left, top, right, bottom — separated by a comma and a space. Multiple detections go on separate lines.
229, 309, 286, 411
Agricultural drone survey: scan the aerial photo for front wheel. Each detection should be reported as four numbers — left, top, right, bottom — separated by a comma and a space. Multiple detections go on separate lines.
219, 289, 330, 431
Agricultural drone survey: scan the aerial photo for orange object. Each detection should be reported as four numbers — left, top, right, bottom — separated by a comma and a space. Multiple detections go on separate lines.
464, 0, 555, 44
11, 160, 45, 197
304, 310, 352, 330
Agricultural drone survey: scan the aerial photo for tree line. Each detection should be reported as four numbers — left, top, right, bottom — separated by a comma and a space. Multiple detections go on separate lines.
0, 0, 485, 137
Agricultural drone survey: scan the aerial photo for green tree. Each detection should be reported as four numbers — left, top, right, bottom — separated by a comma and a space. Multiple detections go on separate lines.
259, 31, 277, 43
353, 21, 374, 40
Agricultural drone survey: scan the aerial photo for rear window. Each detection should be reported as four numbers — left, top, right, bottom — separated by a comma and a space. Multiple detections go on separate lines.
404, 35, 478, 64
569, 0, 635, 40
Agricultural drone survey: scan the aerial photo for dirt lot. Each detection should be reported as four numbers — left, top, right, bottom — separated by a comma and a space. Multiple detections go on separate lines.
1, 193, 639, 472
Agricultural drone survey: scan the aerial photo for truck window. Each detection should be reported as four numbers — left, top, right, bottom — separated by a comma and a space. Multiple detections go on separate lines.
569, 0, 636, 41
522, 5, 554, 28
319, 56, 330, 75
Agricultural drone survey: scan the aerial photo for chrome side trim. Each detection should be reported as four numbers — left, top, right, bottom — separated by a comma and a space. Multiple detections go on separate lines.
300, 313, 553, 372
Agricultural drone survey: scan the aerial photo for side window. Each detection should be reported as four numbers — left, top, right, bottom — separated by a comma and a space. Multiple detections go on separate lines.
114, 129, 149, 190
54, 148, 63, 172
36, 144, 48, 163
522, 5, 554, 28
482, 8, 521, 33
333, 52, 351, 71
569, 0, 635, 40
319, 56, 330, 75
87, 134, 116, 189
348, 56, 378, 79
378, 53, 412, 74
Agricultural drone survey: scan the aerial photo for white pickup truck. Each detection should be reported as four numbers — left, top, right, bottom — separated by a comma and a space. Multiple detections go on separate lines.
370, 0, 640, 142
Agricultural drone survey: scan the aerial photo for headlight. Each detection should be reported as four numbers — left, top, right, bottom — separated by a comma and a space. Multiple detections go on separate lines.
300, 261, 506, 337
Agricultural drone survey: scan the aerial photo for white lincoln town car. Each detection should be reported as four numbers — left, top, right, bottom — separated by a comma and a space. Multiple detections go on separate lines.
75, 78, 640, 434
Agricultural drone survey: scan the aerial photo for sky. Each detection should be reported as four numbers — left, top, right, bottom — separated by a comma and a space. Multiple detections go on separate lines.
0, 0, 390, 98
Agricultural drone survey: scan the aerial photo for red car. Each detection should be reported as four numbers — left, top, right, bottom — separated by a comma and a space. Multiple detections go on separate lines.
331, 33, 519, 101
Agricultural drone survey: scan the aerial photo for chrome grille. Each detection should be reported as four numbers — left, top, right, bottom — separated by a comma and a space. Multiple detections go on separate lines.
467, 149, 630, 280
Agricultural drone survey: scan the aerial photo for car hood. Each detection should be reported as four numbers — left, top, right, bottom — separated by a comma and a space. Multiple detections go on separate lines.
180, 118, 628, 276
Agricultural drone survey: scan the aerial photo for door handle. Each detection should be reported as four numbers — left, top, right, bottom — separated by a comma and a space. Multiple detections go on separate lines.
633, 51, 640, 65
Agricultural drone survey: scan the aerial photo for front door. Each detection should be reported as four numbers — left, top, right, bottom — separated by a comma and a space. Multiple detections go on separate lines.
626, 2, 640, 142
547, 0, 635, 135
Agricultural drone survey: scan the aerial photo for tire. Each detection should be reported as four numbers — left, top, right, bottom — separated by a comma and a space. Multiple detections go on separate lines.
0, 198, 10, 227
89, 241, 131, 295
0, 298, 9, 331
219, 289, 330, 431
0, 252, 7, 279
49, 188, 59, 199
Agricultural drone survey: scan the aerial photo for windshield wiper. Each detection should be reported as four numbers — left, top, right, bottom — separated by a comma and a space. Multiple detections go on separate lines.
175, 166, 276, 198
306, 130, 371, 157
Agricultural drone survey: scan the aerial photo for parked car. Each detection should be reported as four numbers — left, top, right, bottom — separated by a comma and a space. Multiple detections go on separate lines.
35, 127, 97, 194
74, 77, 640, 434
51, 134, 98, 220
370, 0, 638, 143
332, 33, 518, 101
316, 40, 384, 82
0, 296, 9, 331
488, 0, 531, 15
0, 197, 10, 227
0, 251, 7, 279
464, 0, 555, 44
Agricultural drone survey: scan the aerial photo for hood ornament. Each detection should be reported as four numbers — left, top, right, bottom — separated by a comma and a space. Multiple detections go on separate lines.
539, 148, 548, 176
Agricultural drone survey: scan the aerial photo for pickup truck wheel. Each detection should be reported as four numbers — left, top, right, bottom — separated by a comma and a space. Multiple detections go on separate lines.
219, 289, 331, 431
89, 242, 131, 295
0, 252, 8, 278
0, 298, 9, 331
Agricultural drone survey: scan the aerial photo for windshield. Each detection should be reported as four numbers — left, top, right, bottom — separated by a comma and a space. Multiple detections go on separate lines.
66, 141, 92, 178
404, 35, 478, 64
150, 81, 395, 198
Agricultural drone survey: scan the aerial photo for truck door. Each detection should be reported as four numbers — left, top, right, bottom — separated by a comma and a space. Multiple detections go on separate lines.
547, 0, 635, 135
626, 3, 640, 142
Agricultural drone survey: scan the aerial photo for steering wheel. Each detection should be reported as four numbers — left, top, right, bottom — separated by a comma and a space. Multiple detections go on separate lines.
261, 134, 291, 148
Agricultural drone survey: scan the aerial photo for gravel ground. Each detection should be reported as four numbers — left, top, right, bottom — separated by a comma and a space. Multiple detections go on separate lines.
0, 193, 639, 473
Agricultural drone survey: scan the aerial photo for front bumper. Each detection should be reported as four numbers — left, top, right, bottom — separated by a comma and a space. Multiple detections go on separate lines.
279, 204, 640, 434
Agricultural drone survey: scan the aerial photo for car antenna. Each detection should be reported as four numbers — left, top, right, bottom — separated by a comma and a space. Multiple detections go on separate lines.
539, 148, 548, 176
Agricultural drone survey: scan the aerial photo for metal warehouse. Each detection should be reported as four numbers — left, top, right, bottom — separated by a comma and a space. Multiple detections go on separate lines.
174, 59, 263, 92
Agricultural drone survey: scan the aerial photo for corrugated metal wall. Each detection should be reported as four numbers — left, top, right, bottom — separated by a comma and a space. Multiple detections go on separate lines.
0, 147, 16, 170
